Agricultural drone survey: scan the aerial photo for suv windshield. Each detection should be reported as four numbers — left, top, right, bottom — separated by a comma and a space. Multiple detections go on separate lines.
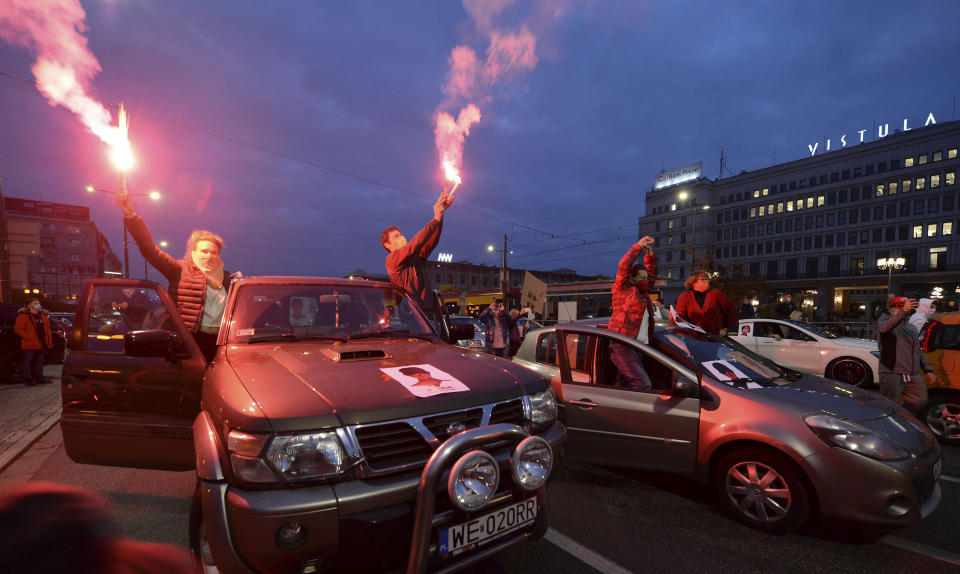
655, 326, 797, 388
228, 283, 434, 343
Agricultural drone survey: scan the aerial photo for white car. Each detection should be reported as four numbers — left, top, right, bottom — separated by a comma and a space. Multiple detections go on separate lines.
732, 319, 879, 388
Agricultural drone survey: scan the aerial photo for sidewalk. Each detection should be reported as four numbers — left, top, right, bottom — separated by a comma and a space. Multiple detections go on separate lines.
0, 363, 62, 472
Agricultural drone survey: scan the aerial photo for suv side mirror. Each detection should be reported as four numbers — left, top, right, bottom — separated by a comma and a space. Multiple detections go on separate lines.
448, 324, 475, 344
674, 375, 698, 398
124, 329, 178, 358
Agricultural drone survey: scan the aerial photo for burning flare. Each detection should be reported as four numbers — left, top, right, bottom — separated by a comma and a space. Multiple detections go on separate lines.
109, 104, 134, 172
435, 104, 481, 189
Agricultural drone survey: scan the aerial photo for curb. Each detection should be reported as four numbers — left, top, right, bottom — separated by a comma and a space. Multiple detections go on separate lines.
0, 408, 62, 472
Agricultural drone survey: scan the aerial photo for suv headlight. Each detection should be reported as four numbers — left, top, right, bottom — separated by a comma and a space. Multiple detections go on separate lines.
228, 429, 349, 483
524, 390, 557, 428
804, 414, 911, 461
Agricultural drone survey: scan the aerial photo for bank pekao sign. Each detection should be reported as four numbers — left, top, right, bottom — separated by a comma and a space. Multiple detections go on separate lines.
654, 161, 702, 190
807, 112, 937, 157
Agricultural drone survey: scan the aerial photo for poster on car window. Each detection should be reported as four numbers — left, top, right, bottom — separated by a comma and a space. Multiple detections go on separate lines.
380, 364, 470, 397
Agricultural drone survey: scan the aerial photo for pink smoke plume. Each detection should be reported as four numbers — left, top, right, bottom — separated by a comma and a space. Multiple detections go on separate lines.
435, 3, 539, 186
0, 0, 122, 146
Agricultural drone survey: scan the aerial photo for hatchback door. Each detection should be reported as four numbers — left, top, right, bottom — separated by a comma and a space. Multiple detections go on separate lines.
555, 325, 699, 474
61, 279, 206, 470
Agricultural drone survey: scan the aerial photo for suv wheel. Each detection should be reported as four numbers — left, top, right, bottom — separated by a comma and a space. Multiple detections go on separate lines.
922, 393, 960, 445
189, 484, 220, 574
714, 448, 811, 534
826, 358, 872, 387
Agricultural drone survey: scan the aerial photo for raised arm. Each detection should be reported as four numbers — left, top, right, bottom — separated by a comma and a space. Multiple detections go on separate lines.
614, 236, 653, 290
117, 194, 181, 281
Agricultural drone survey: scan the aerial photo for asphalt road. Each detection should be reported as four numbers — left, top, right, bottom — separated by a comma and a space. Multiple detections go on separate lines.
3, 426, 959, 573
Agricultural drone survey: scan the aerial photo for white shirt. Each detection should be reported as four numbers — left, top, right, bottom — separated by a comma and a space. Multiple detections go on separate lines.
201, 284, 227, 328
636, 308, 651, 344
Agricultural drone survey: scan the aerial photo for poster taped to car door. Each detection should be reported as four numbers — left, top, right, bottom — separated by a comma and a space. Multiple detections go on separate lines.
380, 364, 470, 397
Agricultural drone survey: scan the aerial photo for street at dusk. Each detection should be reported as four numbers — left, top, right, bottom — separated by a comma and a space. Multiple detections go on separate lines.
3, 1, 960, 574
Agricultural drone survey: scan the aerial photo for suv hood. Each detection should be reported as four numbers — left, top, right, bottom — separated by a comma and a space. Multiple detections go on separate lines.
225, 338, 540, 431
751, 375, 893, 422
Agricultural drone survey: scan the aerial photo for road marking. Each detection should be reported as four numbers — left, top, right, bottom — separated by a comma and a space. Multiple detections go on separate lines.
881, 535, 960, 567
545, 528, 635, 574
940, 474, 960, 484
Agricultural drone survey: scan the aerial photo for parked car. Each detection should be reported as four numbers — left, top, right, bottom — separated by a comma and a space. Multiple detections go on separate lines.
1, 303, 67, 381
732, 318, 879, 388
49, 312, 75, 330
62, 278, 564, 573
448, 315, 485, 349
513, 320, 941, 533
918, 311, 960, 445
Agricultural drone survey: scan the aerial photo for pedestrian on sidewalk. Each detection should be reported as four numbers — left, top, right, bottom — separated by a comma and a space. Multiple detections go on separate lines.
877, 296, 934, 415
14, 298, 53, 386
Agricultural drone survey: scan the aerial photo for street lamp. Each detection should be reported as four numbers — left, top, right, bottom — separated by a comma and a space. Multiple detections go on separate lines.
487, 236, 515, 301
85, 186, 161, 278
877, 256, 905, 297
677, 191, 710, 262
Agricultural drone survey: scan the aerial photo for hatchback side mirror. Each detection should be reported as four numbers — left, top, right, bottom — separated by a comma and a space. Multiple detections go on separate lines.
674, 375, 698, 398
124, 329, 178, 358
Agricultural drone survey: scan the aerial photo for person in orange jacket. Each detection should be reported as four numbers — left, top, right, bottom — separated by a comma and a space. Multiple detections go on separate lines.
14, 298, 54, 386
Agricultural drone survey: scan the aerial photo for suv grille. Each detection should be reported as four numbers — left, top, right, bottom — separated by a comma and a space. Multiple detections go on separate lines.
352, 399, 529, 475
354, 423, 432, 471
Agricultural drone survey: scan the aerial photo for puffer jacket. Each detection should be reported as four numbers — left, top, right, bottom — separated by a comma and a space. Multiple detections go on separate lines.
607, 244, 657, 340
877, 309, 933, 375
14, 308, 53, 350
385, 218, 442, 312
125, 215, 234, 333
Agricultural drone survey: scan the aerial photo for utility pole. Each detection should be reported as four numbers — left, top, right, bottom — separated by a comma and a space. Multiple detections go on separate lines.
501, 234, 508, 302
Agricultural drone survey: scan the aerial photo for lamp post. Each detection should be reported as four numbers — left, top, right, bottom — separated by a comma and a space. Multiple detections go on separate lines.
487, 235, 515, 303
677, 191, 710, 262
85, 186, 161, 278
877, 256, 905, 297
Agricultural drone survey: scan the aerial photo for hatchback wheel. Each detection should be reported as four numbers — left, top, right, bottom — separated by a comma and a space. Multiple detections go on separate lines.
190, 484, 220, 574
922, 393, 960, 445
715, 448, 811, 534
826, 358, 872, 387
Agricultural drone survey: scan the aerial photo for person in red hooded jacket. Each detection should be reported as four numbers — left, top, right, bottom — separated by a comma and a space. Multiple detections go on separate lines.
607, 236, 657, 389
675, 270, 738, 336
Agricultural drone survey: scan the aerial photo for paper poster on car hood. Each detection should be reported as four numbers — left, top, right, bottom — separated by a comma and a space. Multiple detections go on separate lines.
380, 364, 470, 397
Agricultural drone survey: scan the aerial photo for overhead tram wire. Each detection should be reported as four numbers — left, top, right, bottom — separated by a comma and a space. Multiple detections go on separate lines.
0, 70, 555, 237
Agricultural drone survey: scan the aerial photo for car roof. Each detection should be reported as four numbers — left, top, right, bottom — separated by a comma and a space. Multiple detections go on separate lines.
233, 276, 394, 288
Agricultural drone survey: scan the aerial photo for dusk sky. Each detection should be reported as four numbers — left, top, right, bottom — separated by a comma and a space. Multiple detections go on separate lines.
2, 0, 960, 281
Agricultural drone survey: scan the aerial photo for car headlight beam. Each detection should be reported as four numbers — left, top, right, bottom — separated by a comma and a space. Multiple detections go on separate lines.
511, 436, 553, 491
448, 450, 500, 511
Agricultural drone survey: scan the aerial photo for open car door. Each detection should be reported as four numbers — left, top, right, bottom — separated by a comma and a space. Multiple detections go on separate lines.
61, 279, 206, 470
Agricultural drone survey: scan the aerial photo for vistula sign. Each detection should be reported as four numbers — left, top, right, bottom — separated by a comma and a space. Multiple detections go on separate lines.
807, 112, 937, 157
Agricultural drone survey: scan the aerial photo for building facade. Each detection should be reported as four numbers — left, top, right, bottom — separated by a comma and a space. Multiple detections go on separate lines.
642, 118, 960, 319
2, 196, 121, 302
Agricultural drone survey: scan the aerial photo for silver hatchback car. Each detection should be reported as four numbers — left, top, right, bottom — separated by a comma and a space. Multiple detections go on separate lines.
513, 321, 942, 533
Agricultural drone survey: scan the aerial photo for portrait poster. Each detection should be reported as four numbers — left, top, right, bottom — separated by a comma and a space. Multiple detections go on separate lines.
380, 364, 470, 398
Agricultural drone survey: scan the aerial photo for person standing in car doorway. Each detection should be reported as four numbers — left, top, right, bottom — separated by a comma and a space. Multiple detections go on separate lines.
14, 299, 53, 386
877, 296, 934, 415
607, 236, 658, 390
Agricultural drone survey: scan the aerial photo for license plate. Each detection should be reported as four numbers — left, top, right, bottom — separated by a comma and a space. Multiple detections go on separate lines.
438, 499, 538, 558
933, 458, 942, 481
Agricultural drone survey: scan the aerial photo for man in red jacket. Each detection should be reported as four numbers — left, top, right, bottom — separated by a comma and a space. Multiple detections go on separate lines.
675, 271, 738, 336
381, 183, 455, 315
607, 236, 657, 389
14, 299, 54, 386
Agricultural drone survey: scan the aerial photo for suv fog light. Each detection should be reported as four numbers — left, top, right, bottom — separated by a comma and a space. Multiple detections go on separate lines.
276, 521, 307, 549
448, 450, 499, 511
511, 436, 553, 491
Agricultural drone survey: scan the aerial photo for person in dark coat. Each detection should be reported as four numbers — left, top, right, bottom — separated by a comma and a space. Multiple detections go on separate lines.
478, 300, 523, 358
675, 271, 738, 336
607, 236, 657, 389
738, 297, 755, 319
118, 194, 239, 362
382, 183, 455, 315
775, 295, 796, 319
14, 299, 54, 386
877, 296, 935, 415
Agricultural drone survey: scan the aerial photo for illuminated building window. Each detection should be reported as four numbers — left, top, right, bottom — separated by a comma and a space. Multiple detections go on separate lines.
668, 235, 674, 245
919, 154, 928, 165
917, 177, 926, 191
949, 148, 958, 159
768, 203, 774, 215
759, 205, 766, 216
903, 179, 912, 193
786, 202, 794, 212
668, 219, 675, 229
913, 225, 923, 238
753, 189, 760, 198
934, 151, 942, 162
670, 204, 677, 211
905, 157, 915, 167
889, 181, 898, 195
875, 184, 884, 197
930, 247, 947, 271
796, 199, 803, 210
806, 197, 814, 208
750, 207, 757, 218
928, 223, 937, 237
947, 172, 956, 186
931, 174, 940, 188
777, 202, 784, 213
817, 195, 825, 206
944, 222, 953, 236
762, 188, 769, 196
